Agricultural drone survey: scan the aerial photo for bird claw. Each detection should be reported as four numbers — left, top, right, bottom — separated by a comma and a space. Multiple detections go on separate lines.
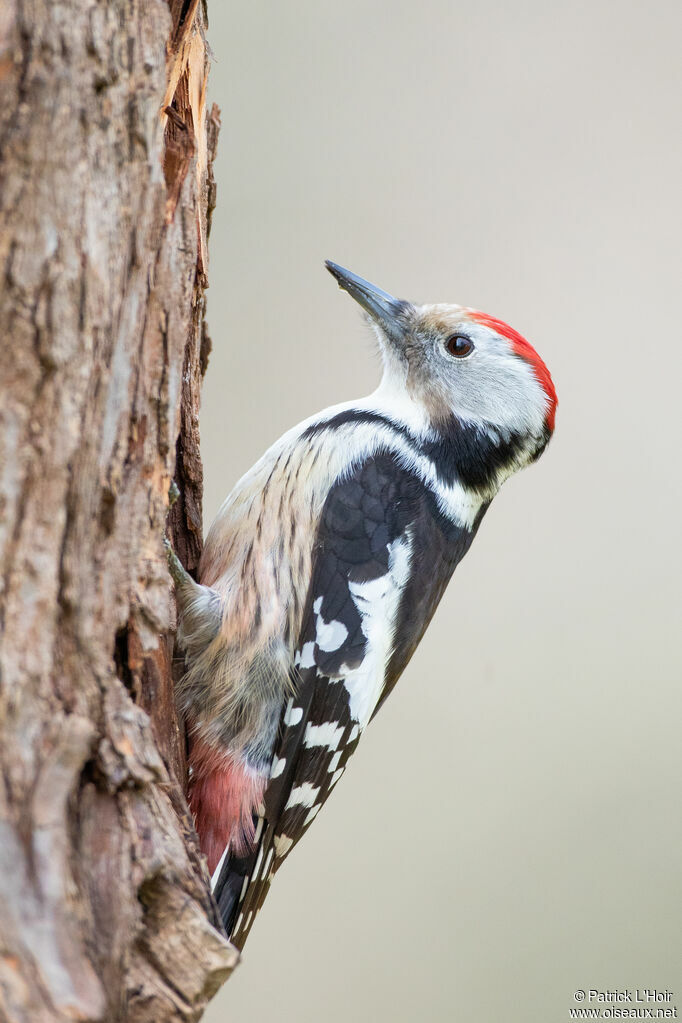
164, 536, 191, 588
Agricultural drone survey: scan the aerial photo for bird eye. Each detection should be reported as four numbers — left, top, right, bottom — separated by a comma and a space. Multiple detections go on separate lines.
445, 334, 474, 358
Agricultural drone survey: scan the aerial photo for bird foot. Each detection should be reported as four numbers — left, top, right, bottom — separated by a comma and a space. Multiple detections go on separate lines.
164, 536, 192, 589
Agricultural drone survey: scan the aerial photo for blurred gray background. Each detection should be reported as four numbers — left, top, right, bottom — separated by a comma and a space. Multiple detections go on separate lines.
202, 2, 681, 1021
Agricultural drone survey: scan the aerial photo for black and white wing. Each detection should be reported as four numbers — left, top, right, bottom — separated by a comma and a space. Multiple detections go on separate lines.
213, 451, 483, 948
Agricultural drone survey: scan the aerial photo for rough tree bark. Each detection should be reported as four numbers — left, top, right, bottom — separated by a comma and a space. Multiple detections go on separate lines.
0, 2, 237, 1020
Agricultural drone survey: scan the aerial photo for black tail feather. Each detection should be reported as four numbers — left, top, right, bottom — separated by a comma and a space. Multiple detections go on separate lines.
213, 844, 259, 940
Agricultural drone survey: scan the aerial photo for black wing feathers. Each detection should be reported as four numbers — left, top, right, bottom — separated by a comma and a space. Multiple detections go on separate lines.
214, 451, 477, 948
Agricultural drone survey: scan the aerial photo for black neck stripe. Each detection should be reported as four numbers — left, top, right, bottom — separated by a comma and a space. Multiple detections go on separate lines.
300, 408, 412, 444
300, 407, 527, 492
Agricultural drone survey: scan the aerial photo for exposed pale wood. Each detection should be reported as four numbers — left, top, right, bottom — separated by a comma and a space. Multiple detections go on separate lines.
0, 1, 235, 1019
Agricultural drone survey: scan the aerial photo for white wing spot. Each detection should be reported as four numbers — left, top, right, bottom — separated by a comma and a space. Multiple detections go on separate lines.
349, 724, 359, 742
297, 642, 316, 669
252, 845, 264, 883
253, 815, 265, 844
300, 602, 350, 661
283, 699, 304, 726
210, 844, 229, 890
274, 834, 294, 857
270, 755, 286, 778
342, 533, 413, 727
328, 750, 342, 772
303, 721, 344, 750
261, 847, 274, 878
315, 616, 348, 653
285, 782, 320, 810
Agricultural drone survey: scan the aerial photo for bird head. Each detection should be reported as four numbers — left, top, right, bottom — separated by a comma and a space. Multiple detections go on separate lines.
326, 261, 557, 466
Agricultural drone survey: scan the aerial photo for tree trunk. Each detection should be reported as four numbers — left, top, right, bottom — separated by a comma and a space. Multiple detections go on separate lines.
0, 2, 236, 1020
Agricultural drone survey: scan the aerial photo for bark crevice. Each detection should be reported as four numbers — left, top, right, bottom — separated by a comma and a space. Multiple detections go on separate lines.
0, 2, 235, 1020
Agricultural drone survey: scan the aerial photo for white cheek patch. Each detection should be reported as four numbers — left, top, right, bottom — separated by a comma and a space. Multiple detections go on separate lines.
441, 324, 548, 440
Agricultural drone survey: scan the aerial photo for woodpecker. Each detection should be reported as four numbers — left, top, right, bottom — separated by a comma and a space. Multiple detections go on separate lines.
168, 261, 557, 951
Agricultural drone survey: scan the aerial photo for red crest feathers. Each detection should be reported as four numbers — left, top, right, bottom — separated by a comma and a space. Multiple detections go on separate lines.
470, 311, 557, 431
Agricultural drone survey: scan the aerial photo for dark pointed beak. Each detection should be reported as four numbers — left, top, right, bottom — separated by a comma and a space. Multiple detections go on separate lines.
325, 261, 411, 343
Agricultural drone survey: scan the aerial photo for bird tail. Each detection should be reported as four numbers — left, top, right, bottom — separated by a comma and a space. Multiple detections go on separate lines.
188, 744, 270, 948
211, 842, 261, 941
211, 816, 278, 950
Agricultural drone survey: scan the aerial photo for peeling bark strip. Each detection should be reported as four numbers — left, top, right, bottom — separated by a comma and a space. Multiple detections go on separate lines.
0, 2, 235, 1021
